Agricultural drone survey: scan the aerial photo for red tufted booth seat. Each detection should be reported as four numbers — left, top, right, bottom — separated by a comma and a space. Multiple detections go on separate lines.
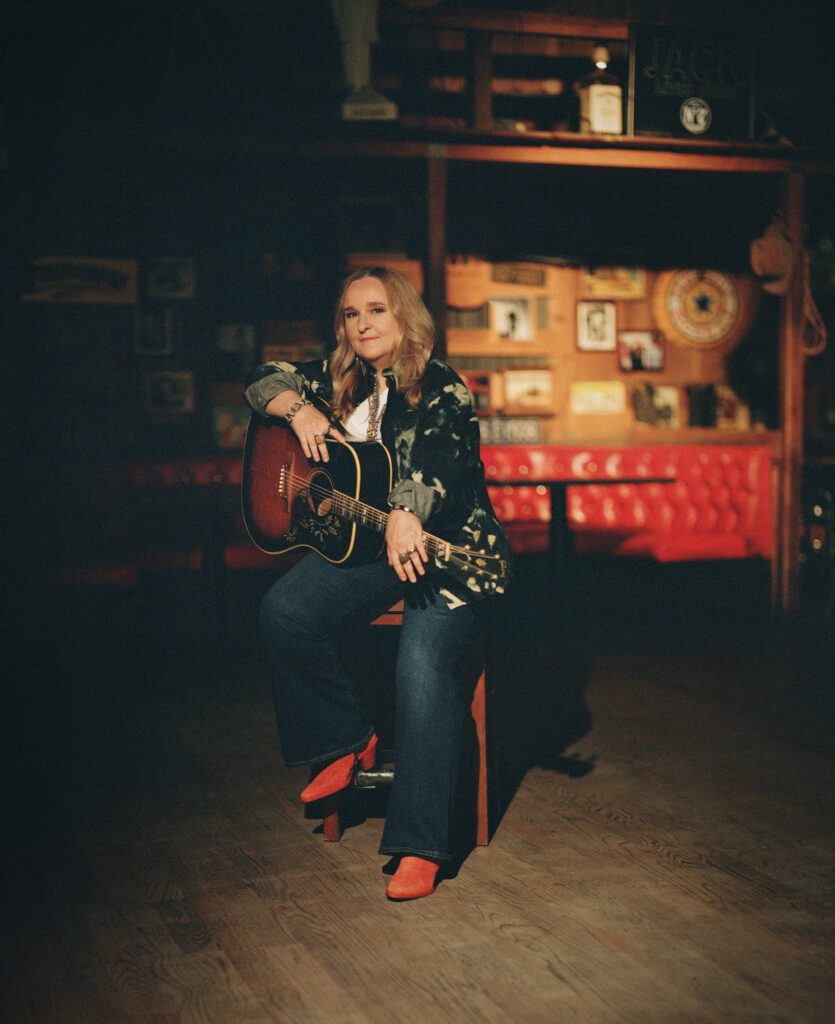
483, 445, 773, 562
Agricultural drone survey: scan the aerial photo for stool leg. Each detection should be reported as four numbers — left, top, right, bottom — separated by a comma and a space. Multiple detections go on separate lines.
471, 668, 489, 847
321, 795, 344, 842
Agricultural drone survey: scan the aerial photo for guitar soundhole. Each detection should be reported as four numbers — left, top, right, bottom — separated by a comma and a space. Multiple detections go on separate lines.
308, 469, 334, 518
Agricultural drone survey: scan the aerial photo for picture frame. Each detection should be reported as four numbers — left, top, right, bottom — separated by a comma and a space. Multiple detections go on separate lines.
576, 301, 616, 351
216, 323, 256, 355
143, 371, 195, 416
146, 258, 197, 299
632, 382, 680, 428
22, 257, 138, 305
618, 331, 664, 371
569, 381, 627, 415
134, 304, 177, 356
212, 404, 251, 449
582, 266, 646, 300
490, 297, 534, 342
502, 369, 554, 415
479, 417, 542, 445
627, 24, 755, 141
715, 384, 751, 430
458, 370, 497, 417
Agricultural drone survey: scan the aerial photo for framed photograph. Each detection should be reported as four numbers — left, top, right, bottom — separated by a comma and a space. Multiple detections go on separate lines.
22, 257, 138, 305
577, 301, 616, 351
618, 331, 664, 371
490, 297, 533, 342
217, 323, 256, 355
569, 381, 626, 415
582, 266, 646, 300
502, 369, 554, 415
212, 404, 251, 449
143, 371, 195, 416
715, 384, 751, 430
147, 258, 197, 299
628, 24, 754, 141
632, 382, 680, 428
458, 370, 498, 416
134, 305, 177, 356
479, 417, 542, 445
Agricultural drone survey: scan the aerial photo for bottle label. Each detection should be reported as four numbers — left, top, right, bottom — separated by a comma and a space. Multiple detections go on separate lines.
584, 84, 623, 134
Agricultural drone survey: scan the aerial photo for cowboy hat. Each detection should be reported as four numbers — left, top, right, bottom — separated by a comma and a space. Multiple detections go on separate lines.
749, 219, 795, 295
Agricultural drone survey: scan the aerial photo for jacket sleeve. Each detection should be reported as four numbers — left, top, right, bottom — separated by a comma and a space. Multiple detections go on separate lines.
244, 359, 330, 417
388, 369, 481, 531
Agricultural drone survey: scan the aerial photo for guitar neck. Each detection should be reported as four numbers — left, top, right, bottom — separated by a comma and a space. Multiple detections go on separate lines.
330, 491, 451, 561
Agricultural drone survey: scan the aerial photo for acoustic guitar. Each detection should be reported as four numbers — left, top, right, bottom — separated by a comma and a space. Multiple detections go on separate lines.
241, 416, 510, 596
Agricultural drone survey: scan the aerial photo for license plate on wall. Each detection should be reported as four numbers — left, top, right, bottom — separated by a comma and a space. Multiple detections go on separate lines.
627, 24, 755, 140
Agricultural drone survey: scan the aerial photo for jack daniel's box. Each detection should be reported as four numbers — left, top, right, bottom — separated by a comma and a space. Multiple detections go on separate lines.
627, 24, 754, 140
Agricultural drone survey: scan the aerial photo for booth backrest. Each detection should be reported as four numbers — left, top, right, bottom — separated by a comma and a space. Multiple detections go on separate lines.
483, 445, 773, 562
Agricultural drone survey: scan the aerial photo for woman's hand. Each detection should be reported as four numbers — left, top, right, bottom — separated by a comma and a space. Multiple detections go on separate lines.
386, 509, 428, 583
289, 404, 343, 463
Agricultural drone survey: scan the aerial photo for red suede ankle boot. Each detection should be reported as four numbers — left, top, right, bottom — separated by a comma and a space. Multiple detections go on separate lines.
385, 856, 442, 901
300, 733, 377, 804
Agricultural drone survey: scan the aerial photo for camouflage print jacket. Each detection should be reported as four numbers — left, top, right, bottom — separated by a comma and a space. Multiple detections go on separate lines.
244, 357, 510, 599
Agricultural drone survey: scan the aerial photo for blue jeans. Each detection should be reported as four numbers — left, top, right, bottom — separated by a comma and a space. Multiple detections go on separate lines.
259, 553, 483, 861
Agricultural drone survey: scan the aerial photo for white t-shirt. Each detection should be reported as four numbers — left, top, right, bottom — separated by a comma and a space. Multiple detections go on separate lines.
342, 390, 389, 441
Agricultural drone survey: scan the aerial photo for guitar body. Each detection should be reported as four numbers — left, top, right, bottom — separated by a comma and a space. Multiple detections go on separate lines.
242, 416, 393, 566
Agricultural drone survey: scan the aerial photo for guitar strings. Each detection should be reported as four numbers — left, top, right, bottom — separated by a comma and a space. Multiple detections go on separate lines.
279, 468, 505, 577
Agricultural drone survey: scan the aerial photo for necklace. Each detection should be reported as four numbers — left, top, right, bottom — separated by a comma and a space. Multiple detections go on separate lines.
366, 372, 385, 440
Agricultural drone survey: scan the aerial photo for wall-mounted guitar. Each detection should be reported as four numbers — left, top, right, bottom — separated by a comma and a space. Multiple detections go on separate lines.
241, 416, 510, 597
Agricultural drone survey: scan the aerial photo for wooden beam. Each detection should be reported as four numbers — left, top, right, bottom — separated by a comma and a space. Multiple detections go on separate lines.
777, 170, 806, 614
470, 30, 494, 133
382, 9, 629, 41
442, 141, 798, 174
426, 151, 447, 359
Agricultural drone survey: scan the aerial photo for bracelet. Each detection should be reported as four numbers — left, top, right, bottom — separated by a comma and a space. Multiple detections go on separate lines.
390, 503, 415, 515
285, 398, 312, 423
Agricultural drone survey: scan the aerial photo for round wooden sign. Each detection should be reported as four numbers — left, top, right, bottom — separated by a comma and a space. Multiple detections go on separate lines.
651, 269, 759, 349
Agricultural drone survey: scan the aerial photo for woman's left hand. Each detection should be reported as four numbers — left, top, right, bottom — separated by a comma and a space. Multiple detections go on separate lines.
386, 509, 428, 584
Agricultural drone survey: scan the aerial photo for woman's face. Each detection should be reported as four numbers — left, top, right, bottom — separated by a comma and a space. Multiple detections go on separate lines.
342, 276, 400, 371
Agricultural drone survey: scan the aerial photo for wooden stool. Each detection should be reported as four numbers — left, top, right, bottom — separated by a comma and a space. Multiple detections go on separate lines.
320, 600, 490, 846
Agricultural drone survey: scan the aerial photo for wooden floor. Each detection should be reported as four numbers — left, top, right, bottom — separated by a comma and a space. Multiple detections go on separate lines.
3, 563, 834, 1023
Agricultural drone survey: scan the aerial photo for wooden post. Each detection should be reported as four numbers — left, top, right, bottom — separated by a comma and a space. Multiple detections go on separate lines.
470, 30, 493, 133
426, 148, 448, 360
777, 170, 806, 615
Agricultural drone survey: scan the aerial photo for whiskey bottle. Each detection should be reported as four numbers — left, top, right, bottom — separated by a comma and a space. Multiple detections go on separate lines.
578, 45, 623, 135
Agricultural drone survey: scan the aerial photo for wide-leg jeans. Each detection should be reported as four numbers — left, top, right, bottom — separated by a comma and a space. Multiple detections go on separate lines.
259, 553, 483, 861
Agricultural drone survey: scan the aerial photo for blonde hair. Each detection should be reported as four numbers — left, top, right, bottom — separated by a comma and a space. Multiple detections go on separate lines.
329, 266, 434, 421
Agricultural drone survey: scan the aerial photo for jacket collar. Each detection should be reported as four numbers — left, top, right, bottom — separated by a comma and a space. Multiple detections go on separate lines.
357, 358, 396, 389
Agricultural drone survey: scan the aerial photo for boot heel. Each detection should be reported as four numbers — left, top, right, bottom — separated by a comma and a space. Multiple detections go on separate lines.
321, 795, 343, 842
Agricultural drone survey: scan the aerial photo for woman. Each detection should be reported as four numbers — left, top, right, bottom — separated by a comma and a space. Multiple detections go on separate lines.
244, 266, 509, 900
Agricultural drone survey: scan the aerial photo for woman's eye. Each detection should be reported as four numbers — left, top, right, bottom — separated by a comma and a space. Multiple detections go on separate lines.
345, 310, 357, 318
372, 307, 385, 314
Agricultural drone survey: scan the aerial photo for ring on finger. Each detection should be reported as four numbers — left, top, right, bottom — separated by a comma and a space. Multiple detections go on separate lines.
313, 434, 324, 444
398, 551, 413, 564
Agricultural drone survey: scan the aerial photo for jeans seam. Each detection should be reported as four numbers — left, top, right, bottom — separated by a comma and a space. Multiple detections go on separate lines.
378, 845, 450, 861
283, 726, 375, 768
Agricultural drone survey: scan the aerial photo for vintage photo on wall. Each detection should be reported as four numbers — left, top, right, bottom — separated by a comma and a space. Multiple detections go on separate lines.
490, 297, 533, 342
576, 301, 616, 351
146, 258, 197, 300
143, 371, 195, 416
632, 382, 680, 428
502, 369, 554, 415
134, 304, 177, 356
618, 330, 664, 371
458, 370, 499, 416
581, 266, 646, 300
